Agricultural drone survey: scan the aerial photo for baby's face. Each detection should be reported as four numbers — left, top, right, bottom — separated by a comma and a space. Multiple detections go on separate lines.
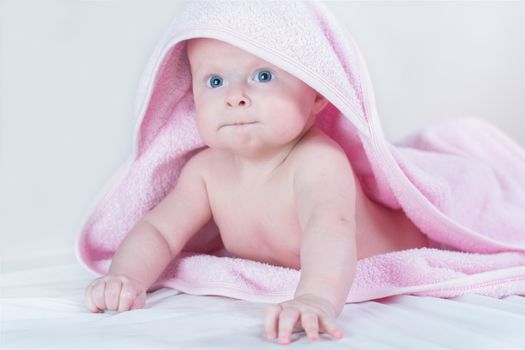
186, 38, 327, 156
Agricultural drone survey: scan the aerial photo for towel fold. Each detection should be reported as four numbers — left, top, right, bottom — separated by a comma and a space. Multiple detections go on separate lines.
76, 0, 525, 303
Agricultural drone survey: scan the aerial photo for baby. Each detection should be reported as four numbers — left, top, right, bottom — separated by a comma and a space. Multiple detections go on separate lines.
85, 38, 429, 345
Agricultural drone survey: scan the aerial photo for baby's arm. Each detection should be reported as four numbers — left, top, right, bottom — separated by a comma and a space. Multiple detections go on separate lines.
293, 147, 357, 314
85, 151, 212, 313
263, 145, 357, 344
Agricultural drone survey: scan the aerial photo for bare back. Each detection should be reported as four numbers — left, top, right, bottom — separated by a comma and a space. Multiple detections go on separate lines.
198, 126, 428, 269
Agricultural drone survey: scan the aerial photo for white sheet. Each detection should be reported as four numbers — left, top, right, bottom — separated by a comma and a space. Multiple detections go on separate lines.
2, 252, 525, 350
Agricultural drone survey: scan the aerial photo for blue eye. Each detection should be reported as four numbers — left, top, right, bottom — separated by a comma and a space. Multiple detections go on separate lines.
254, 70, 273, 83
206, 75, 223, 88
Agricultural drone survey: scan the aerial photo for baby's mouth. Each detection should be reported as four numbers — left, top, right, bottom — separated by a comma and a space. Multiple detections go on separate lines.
222, 121, 259, 128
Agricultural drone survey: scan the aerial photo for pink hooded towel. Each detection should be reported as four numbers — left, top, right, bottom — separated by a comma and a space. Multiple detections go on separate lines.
76, 0, 525, 303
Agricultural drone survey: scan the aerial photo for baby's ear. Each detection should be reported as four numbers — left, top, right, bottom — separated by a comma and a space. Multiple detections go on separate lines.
313, 94, 329, 114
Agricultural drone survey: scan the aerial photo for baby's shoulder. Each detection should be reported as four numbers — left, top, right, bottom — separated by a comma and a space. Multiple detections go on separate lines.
293, 126, 349, 165
290, 126, 355, 186
186, 146, 231, 178
291, 127, 356, 194
187, 147, 219, 169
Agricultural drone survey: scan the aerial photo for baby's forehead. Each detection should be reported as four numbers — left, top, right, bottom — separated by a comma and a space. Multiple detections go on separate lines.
186, 38, 265, 65
187, 38, 238, 53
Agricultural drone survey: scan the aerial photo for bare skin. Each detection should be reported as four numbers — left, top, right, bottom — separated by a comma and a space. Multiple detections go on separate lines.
84, 38, 428, 345
203, 126, 427, 270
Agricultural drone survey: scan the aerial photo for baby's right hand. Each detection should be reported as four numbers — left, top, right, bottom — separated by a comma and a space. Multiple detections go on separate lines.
85, 275, 146, 313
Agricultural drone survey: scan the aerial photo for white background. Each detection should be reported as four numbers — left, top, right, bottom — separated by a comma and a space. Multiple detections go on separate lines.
1, 0, 524, 263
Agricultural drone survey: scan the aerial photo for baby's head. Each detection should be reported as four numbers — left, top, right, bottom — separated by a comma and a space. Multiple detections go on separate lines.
186, 38, 328, 157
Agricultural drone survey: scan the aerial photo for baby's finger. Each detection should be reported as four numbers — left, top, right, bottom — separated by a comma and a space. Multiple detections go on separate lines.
262, 304, 281, 339
104, 278, 123, 311
90, 280, 108, 312
277, 307, 300, 345
84, 283, 101, 313
319, 315, 343, 339
301, 312, 320, 341
117, 282, 136, 312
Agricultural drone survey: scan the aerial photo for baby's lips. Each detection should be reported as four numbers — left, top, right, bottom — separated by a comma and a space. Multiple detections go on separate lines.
223, 121, 259, 127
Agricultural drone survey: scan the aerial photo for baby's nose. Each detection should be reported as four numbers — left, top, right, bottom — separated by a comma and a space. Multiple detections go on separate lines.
226, 87, 250, 108
227, 96, 249, 108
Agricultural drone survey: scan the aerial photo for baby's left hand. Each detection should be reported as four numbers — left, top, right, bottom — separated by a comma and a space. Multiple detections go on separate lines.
262, 294, 343, 345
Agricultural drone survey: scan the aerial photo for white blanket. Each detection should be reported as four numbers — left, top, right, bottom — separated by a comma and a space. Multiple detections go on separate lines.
2, 252, 525, 349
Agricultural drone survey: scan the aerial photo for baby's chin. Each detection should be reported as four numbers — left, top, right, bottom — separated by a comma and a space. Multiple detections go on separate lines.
211, 135, 290, 158
215, 141, 270, 157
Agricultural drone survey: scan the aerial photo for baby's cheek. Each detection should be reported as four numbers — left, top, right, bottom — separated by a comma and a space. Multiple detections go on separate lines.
195, 116, 217, 147
273, 116, 308, 141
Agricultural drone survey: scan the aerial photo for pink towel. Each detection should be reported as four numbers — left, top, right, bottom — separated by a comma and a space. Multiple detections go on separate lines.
75, 0, 525, 303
